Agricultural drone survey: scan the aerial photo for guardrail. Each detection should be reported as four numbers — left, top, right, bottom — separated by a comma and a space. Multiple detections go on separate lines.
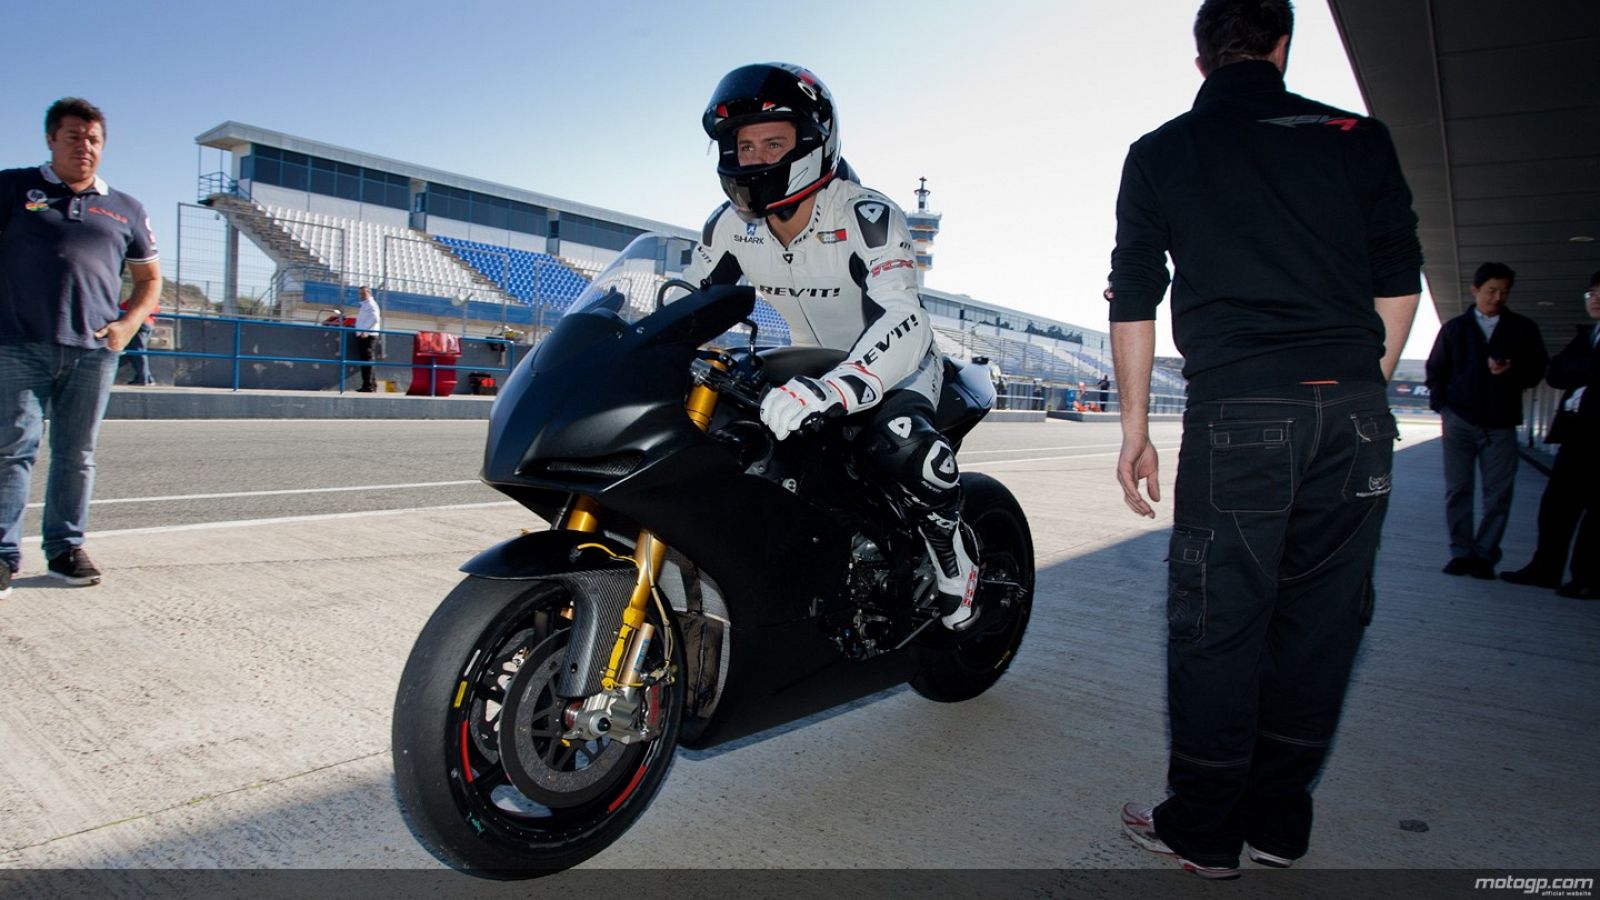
123, 311, 522, 394
995, 385, 1187, 415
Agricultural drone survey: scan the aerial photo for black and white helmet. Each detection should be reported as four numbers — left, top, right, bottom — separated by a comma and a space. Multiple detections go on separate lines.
702, 62, 840, 221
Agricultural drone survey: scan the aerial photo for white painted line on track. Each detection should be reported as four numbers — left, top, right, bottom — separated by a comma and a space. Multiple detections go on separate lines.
26, 480, 485, 509
105, 417, 488, 424
19, 446, 1171, 524
26, 449, 1132, 511
22, 501, 519, 541
19, 443, 1189, 538
966, 445, 1181, 468
963, 442, 1126, 455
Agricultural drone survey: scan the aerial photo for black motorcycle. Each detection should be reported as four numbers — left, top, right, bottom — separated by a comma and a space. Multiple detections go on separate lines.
391, 235, 1033, 876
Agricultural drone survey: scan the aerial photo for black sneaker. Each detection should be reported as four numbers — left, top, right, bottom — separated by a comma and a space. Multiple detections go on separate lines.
1500, 565, 1561, 589
1556, 581, 1598, 600
47, 548, 102, 586
1441, 557, 1475, 576
0, 565, 13, 600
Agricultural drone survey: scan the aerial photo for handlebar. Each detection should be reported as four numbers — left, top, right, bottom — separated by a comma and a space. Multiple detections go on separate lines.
800, 403, 846, 434
691, 356, 765, 410
690, 356, 845, 436
655, 278, 698, 311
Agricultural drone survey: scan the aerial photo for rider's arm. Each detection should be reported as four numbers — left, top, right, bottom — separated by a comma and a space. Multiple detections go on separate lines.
838, 197, 931, 395
681, 202, 744, 290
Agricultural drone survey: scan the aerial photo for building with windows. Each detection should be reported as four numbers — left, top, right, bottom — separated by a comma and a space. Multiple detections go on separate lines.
188, 123, 1168, 396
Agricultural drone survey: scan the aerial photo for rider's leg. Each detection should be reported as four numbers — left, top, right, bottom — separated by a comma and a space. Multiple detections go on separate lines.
861, 391, 979, 629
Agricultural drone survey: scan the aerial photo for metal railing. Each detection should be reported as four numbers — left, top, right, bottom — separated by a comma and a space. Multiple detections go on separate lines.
992, 384, 1186, 415
197, 171, 247, 201
122, 311, 522, 394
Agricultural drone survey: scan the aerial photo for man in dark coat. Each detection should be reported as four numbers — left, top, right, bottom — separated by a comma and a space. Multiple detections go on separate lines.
1424, 262, 1548, 579
1500, 269, 1600, 598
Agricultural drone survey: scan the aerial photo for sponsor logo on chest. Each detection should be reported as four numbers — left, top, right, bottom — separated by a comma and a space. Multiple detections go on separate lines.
758, 285, 843, 298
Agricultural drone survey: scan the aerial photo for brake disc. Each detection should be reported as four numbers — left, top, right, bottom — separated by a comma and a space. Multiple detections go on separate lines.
497, 629, 632, 808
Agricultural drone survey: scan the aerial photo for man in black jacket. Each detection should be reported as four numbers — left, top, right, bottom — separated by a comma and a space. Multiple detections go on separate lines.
1500, 270, 1600, 598
1424, 262, 1548, 579
1108, 0, 1421, 878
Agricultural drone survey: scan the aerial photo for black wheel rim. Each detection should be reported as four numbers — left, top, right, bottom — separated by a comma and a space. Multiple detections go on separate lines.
951, 511, 1032, 669
443, 587, 676, 850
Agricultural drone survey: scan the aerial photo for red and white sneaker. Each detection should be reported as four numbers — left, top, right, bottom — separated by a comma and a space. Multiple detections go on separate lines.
1121, 802, 1241, 880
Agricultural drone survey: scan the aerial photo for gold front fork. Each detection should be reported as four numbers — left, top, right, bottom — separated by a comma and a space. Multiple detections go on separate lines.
581, 363, 726, 691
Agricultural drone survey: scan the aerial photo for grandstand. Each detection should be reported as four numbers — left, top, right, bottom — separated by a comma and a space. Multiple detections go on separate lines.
188, 121, 1177, 400
269, 205, 505, 301
433, 236, 587, 313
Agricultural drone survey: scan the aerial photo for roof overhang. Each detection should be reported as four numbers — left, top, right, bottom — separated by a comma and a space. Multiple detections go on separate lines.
1328, 0, 1600, 348
195, 121, 695, 240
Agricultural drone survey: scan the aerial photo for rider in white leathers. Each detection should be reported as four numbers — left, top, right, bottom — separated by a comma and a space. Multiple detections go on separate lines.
683, 63, 979, 629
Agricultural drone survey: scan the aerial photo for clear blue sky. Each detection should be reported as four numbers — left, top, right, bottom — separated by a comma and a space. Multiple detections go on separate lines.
0, 0, 1439, 360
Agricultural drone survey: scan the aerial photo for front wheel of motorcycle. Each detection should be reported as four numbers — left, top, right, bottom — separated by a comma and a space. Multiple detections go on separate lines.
392, 575, 683, 878
910, 472, 1035, 702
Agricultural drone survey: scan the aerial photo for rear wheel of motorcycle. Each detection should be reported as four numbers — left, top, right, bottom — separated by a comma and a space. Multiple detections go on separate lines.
392, 575, 683, 877
910, 472, 1034, 702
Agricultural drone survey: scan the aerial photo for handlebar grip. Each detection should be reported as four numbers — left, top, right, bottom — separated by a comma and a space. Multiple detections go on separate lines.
800, 404, 846, 434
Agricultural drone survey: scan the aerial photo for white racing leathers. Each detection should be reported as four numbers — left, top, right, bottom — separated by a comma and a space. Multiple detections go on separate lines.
683, 178, 980, 629
683, 178, 938, 402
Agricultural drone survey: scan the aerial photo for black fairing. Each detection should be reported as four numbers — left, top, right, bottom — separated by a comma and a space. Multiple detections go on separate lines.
483, 284, 848, 605
484, 283, 757, 492
936, 356, 998, 443
475, 282, 989, 748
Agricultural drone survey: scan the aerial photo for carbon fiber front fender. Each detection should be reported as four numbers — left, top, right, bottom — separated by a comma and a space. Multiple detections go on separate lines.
460, 530, 639, 697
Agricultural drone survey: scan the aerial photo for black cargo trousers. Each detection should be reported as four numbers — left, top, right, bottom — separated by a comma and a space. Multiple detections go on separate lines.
1153, 382, 1397, 867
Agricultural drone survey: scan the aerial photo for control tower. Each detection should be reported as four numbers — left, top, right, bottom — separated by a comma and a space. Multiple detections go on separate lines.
906, 177, 942, 287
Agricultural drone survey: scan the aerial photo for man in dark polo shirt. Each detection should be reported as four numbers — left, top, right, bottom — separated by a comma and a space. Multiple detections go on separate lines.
0, 98, 160, 599
1106, 0, 1422, 878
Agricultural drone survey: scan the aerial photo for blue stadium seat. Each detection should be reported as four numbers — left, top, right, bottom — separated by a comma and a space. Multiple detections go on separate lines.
434, 236, 597, 315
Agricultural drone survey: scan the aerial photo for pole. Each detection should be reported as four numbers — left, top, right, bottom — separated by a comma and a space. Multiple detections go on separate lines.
173, 202, 183, 318
222, 221, 240, 317
534, 265, 544, 343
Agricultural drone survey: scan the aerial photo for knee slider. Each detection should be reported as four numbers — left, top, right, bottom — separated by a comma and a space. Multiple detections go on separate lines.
864, 412, 960, 510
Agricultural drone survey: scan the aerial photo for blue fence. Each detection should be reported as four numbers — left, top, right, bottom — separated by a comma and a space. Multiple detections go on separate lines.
301, 281, 550, 330
125, 312, 521, 394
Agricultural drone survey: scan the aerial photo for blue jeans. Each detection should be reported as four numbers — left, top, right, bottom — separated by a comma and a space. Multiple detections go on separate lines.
121, 321, 154, 384
0, 343, 120, 569
1154, 382, 1396, 867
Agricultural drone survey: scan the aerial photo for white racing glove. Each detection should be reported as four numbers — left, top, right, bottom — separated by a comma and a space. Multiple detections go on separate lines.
759, 363, 885, 441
